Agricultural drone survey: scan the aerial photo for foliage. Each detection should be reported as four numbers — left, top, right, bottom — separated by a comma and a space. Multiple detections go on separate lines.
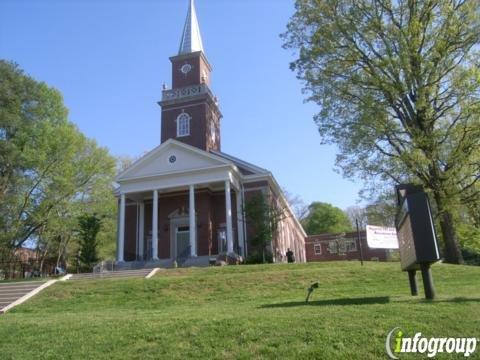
77, 214, 102, 272
302, 202, 352, 235
0, 262, 479, 358
345, 206, 368, 229
282, 188, 309, 220
458, 225, 480, 253
282, 0, 480, 264
0, 60, 116, 265
244, 194, 285, 263
461, 248, 480, 266
245, 251, 273, 265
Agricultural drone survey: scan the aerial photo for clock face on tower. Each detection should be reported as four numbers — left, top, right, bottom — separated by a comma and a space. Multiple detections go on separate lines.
180, 63, 192, 75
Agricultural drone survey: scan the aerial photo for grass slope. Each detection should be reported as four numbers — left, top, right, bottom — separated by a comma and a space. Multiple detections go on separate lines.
0, 262, 479, 359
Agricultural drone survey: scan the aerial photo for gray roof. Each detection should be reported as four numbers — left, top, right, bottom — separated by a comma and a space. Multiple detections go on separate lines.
211, 150, 270, 176
178, 0, 204, 55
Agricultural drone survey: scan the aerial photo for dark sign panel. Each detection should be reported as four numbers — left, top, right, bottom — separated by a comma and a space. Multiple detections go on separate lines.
397, 216, 417, 270
395, 185, 440, 271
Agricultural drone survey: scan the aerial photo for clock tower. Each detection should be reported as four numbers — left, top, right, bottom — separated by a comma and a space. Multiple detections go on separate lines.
159, 0, 222, 152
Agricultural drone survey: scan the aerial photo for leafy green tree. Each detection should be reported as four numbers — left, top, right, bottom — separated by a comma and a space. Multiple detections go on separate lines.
0, 60, 116, 264
77, 214, 102, 272
244, 194, 285, 263
302, 202, 352, 235
283, 0, 480, 263
345, 205, 368, 229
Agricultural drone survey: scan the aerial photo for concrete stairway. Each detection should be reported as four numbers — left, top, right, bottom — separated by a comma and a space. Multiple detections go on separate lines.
181, 256, 211, 267
115, 256, 211, 270
69, 268, 154, 281
115, 259, 173, 270
0, 281, 46, 312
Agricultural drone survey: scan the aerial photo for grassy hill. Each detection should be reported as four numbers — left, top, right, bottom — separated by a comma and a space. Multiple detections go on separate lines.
0, 261, 479, 359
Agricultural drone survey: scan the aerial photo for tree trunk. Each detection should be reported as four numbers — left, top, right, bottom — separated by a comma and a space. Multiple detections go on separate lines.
434, 193, 464, 264
39, 248, 48, 273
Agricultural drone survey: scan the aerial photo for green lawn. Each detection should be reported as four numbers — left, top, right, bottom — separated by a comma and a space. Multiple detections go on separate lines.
0, 261, 479, 359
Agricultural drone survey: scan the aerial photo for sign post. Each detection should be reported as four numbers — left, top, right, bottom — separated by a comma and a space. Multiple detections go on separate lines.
356, 219, 364, 266
407, 270, 418, 296
395, 184, 441, 300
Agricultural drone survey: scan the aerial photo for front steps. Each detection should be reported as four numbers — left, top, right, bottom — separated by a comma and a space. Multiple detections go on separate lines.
115, 259, 173, 270
181, 256, 211, 267
0, 280, 50, 314
69, 268, 154, 281
0, 268, 161, 313
68, 256, 214, 282
115, 256, 211, 270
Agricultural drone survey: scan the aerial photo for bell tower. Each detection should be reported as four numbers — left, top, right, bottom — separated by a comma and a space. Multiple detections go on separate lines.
159, 0, 222, 152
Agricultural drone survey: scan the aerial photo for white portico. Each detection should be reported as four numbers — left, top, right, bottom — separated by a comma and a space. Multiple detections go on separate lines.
115, 139, 246, 264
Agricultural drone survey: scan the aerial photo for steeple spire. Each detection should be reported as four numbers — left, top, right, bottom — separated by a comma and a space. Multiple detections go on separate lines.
178, 0, 204, 55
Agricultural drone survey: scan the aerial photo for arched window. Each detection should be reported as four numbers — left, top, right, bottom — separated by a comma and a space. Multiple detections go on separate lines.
177, 112, 190, 137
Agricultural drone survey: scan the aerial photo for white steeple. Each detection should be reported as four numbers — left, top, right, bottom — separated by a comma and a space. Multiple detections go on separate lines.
178, 0, 204, 55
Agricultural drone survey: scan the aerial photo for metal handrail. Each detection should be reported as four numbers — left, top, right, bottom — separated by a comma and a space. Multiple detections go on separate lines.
93, 259, 115, 274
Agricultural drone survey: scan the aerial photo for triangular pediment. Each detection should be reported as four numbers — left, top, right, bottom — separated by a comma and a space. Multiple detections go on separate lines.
116, 139, 232, 182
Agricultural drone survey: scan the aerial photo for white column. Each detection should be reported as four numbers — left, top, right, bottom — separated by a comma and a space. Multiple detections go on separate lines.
118, 193, 125, 262
225, 180, 234, 254
189, 184, 197, 256
152, 190, 159, 260
236, 189, 244, 257
138, 201, 145, 260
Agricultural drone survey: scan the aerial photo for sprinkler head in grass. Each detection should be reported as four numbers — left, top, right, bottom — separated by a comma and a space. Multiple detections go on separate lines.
306, 282, 319, 303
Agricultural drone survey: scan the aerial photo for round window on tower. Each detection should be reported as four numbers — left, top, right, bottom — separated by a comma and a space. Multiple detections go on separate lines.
168, 155, 177, 164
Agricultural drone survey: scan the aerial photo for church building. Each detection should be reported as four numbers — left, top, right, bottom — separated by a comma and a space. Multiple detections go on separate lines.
115, 0, 306, 266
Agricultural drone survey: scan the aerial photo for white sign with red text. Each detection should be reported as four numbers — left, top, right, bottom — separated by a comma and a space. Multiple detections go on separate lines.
366, 225, 399, 249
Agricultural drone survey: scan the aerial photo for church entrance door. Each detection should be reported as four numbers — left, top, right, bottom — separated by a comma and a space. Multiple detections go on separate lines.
176, 226, 190, 259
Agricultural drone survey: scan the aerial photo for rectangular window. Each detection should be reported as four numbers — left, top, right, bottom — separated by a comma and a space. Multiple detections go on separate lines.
177, 226, 189, 233
327, 241, 338, 254
347, 240, 357, 252
314, 244, 322, 255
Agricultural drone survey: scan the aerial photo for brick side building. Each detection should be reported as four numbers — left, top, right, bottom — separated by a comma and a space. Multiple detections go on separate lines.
305, 231, 388, 262
114, 0, 306, 267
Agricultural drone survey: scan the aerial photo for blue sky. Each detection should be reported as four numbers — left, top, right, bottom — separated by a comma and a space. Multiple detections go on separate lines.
0, 0, 364, 209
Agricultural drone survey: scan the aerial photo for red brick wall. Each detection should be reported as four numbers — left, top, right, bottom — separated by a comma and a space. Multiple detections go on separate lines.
211, 190, 238, 253
195, 191, 213, 256
158, 192, 187, 258
123, 188, 241, 260
123, 185, 308, 262
162, 52, 220, 152
124, 203, 138, 261
161, 96, 220, 152
305, 231, 388, 262
170, 52, 211, 88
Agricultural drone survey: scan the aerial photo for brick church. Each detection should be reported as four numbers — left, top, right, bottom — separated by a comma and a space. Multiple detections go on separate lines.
115, 0, 306, 266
